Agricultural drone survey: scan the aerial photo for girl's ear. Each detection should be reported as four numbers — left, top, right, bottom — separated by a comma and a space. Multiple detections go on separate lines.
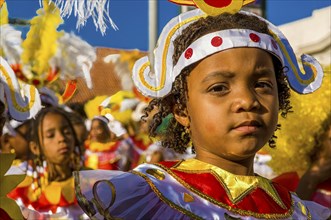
173, 105, 189, 127
29, 141, 40, 156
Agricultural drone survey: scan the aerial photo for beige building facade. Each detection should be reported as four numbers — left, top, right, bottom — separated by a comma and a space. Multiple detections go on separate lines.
278, 6, 331, 67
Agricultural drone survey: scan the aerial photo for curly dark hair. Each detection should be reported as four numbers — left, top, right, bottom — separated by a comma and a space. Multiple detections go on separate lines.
30, 106, 83, 182
144, 12, 291, 154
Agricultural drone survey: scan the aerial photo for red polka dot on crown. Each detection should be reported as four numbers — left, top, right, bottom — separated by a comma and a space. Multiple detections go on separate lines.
185, 48, 193, 59
249, 33, 260, 43
271, 39, 278, 50
211, 36, 223, 47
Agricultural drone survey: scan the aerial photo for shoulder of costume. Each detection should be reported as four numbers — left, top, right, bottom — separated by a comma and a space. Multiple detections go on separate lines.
133, 160, 314, 219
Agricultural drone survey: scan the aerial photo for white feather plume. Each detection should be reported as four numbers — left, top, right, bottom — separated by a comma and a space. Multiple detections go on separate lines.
0, 24, 23, 65
51, 0, 118, 35
50, 32, 96, 88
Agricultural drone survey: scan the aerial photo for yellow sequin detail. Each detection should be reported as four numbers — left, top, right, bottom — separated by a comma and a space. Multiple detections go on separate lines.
183, 192, 195, 203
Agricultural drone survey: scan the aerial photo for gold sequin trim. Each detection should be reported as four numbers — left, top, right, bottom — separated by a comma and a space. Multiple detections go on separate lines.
146, 168, 165, 180
155, 162, 295, 219
130, 170, 203, 220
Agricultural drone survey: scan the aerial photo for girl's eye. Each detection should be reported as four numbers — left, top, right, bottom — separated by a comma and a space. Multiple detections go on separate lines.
208, 84, 229, 94
46, 133, 55, 138
255, 81, 273, 90
63, 128, 73, 135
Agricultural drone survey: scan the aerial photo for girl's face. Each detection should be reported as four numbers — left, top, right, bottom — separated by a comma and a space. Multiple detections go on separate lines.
89, 119, 111, 143
178, 48, 279, 166
39, 112, 75, 165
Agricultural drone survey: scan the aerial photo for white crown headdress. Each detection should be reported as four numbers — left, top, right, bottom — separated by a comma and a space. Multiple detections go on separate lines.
132, 0, 323, 98
0, 57, 42, 121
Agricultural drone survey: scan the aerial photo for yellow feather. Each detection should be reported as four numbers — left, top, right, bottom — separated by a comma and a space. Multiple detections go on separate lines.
84, 96, 108, 119
0, 2, 8, 25
21, 0, 63, 77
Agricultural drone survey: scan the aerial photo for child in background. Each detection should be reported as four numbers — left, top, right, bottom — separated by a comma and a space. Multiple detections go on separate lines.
0, 119, 32, 171
74, 2, 330, 219
85, 116, 119, 170
8, 106, 87, 219
84, 114, 131, 171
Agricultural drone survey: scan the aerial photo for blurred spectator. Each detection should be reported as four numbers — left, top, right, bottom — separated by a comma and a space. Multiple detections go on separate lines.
84, 114, 130, 171
0, 119, 32, 171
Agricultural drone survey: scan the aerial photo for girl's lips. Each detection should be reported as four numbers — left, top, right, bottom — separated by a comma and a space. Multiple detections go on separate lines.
233, 120, 262, 133
234, 125, 260, 133
58, 147, 69, 154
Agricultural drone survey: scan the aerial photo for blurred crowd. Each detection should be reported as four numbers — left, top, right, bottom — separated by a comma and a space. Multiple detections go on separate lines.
0, 89, 195, 219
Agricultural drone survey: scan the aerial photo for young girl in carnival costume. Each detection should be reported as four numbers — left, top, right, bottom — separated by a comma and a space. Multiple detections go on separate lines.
268, 72, 331, 208
74, 0, 331, 219
84, 113, 130, 171
83, 92, 133, 171
8, 106, 88, 219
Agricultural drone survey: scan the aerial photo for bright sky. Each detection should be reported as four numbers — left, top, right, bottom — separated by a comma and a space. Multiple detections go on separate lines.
6, 0, 331, 51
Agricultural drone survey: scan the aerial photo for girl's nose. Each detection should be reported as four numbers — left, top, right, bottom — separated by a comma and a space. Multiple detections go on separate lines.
231, 88, 261, 112
56, 131, 66, 142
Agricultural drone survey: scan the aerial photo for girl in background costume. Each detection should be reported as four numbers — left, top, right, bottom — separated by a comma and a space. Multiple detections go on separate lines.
0, 119, 32, 173
8, 107, 88, 219
84, 92, 141, 171
74, 0, 331, 219
84, 114, 129, 171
